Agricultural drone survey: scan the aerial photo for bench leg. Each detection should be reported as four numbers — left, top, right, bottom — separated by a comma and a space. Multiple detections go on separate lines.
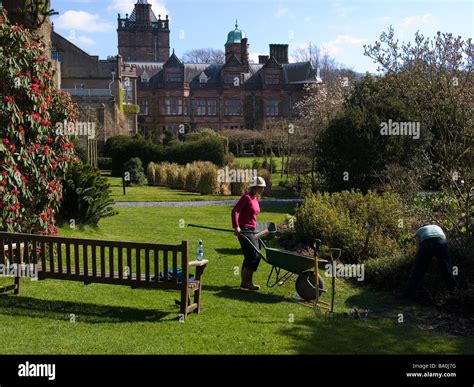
193, 266, 205, 314
14, 277, 21, 295
180, 286, 188, 321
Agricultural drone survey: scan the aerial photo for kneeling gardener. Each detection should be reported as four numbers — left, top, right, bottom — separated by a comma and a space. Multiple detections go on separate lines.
403, 224, 458, 299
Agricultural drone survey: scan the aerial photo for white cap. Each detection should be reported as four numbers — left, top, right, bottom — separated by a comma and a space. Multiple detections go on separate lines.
250, 176, 267, 188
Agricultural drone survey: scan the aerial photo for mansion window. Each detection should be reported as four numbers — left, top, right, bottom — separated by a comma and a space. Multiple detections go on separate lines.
167, 73, 182, 82
265, 74, 280, 85
138, 99, 148, 116
225, 99, 242, 116
51, 48, 63, 63
123, 82, 133, 103
207, 100, 217, 116
196, 99, 206, 116
195, 99, 217, 116
265, 100, 279, 116
165, 99, 183, 115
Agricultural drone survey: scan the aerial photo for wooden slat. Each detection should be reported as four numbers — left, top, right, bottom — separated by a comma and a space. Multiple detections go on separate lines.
74, 243, 80, 275
100, 245, 105, 278
8, 241, 13, 265
15, 238, 22, 264
66, 243, 71, 275
49, 241, 54, 273
32, 240, 38, 265
118, 247, 123, 280
136, 248, 141, 282
109, 246, 114, 279
92, 244, 97, 278
172, 249, 178, 284
41, 242, 46, 271
163, 250, 169, 282
0, 239, 5, 265
145, 248, 150, 282
57, 242, 62, 274
154, 248, 159, 283
24, 240, 30, 265
83, 243, 89, 280
127, 247, 132, 280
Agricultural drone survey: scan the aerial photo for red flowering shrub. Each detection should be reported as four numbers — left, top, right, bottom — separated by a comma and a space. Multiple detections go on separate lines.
0, 9, 77, 235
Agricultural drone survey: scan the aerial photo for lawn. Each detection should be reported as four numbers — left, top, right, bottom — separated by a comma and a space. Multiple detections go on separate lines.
0, 204, 472, 354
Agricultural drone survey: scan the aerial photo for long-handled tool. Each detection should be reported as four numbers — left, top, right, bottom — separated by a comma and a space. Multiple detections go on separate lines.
188, 223, 275, 240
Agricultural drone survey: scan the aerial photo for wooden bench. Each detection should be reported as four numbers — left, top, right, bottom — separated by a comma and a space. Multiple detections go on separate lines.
0, 232, 208, 320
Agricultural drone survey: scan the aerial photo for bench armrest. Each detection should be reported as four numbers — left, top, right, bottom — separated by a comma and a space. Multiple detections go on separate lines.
189, 260, 209, 268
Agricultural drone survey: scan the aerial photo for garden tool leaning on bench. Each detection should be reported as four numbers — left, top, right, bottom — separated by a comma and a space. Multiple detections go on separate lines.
188, 222, 340, 313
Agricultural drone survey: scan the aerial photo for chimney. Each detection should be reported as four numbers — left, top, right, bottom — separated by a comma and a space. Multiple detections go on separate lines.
241, 38, 249, 65
259, 55, 269, 64
269, 44, 289, 64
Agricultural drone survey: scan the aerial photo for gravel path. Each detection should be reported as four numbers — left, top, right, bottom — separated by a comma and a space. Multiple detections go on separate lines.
114, 199, 302, 207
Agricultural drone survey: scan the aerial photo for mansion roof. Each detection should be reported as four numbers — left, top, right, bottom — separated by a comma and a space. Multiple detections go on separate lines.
127, 60, 321, 87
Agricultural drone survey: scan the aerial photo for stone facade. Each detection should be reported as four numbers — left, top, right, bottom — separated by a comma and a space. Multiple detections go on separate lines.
51, 31, 139, 148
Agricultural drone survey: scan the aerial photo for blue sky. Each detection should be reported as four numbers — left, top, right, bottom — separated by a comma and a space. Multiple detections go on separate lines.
51, 0, 473, 73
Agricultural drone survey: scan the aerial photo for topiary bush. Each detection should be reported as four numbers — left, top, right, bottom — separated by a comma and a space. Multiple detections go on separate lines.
123, 157, 146, 186
60, 163, 116, 227
0, 10, 77, 235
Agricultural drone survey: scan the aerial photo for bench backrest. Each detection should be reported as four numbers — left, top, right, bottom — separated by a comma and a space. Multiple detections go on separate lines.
0, 232, 188, 289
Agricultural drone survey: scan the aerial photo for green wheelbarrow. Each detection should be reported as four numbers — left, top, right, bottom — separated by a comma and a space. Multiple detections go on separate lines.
188, 222, 338, 310
240, 226, 328, 303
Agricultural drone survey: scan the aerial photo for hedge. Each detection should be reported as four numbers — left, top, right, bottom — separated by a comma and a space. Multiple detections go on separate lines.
107, 136, 225, 177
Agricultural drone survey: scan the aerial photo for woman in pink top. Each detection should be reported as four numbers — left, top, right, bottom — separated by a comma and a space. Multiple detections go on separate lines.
231, 176, 267, 290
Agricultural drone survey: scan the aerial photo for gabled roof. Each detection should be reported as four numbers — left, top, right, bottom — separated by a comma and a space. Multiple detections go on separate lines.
224, 54, 242, 68
263, 56, 282, 69
129, 1, 158, 22
283, 62, 320, 84
163, 52, 184, 68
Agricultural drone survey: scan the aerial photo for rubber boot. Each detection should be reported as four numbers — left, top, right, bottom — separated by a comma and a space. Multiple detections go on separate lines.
241, 267, 260, 291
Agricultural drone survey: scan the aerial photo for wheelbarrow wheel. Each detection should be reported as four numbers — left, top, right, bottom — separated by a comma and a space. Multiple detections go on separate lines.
295, 272, 325, 301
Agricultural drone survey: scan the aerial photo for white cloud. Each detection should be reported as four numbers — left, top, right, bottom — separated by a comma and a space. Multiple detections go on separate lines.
70, 35, 95, 46
332, 1, 358, 18
322, 35, 367, 55
249, 52, 265, 64
398, 13, 432, 29
275, 5, 290, 19
55, 11, 113, 32
109, 0, 168, 18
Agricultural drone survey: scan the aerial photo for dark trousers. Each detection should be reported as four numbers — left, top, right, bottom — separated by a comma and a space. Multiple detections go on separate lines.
404, 237, 458, 297
238, 227, 261, 271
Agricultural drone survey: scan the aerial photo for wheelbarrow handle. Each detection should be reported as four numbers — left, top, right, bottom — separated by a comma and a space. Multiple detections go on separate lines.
314, 239, 322, 252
